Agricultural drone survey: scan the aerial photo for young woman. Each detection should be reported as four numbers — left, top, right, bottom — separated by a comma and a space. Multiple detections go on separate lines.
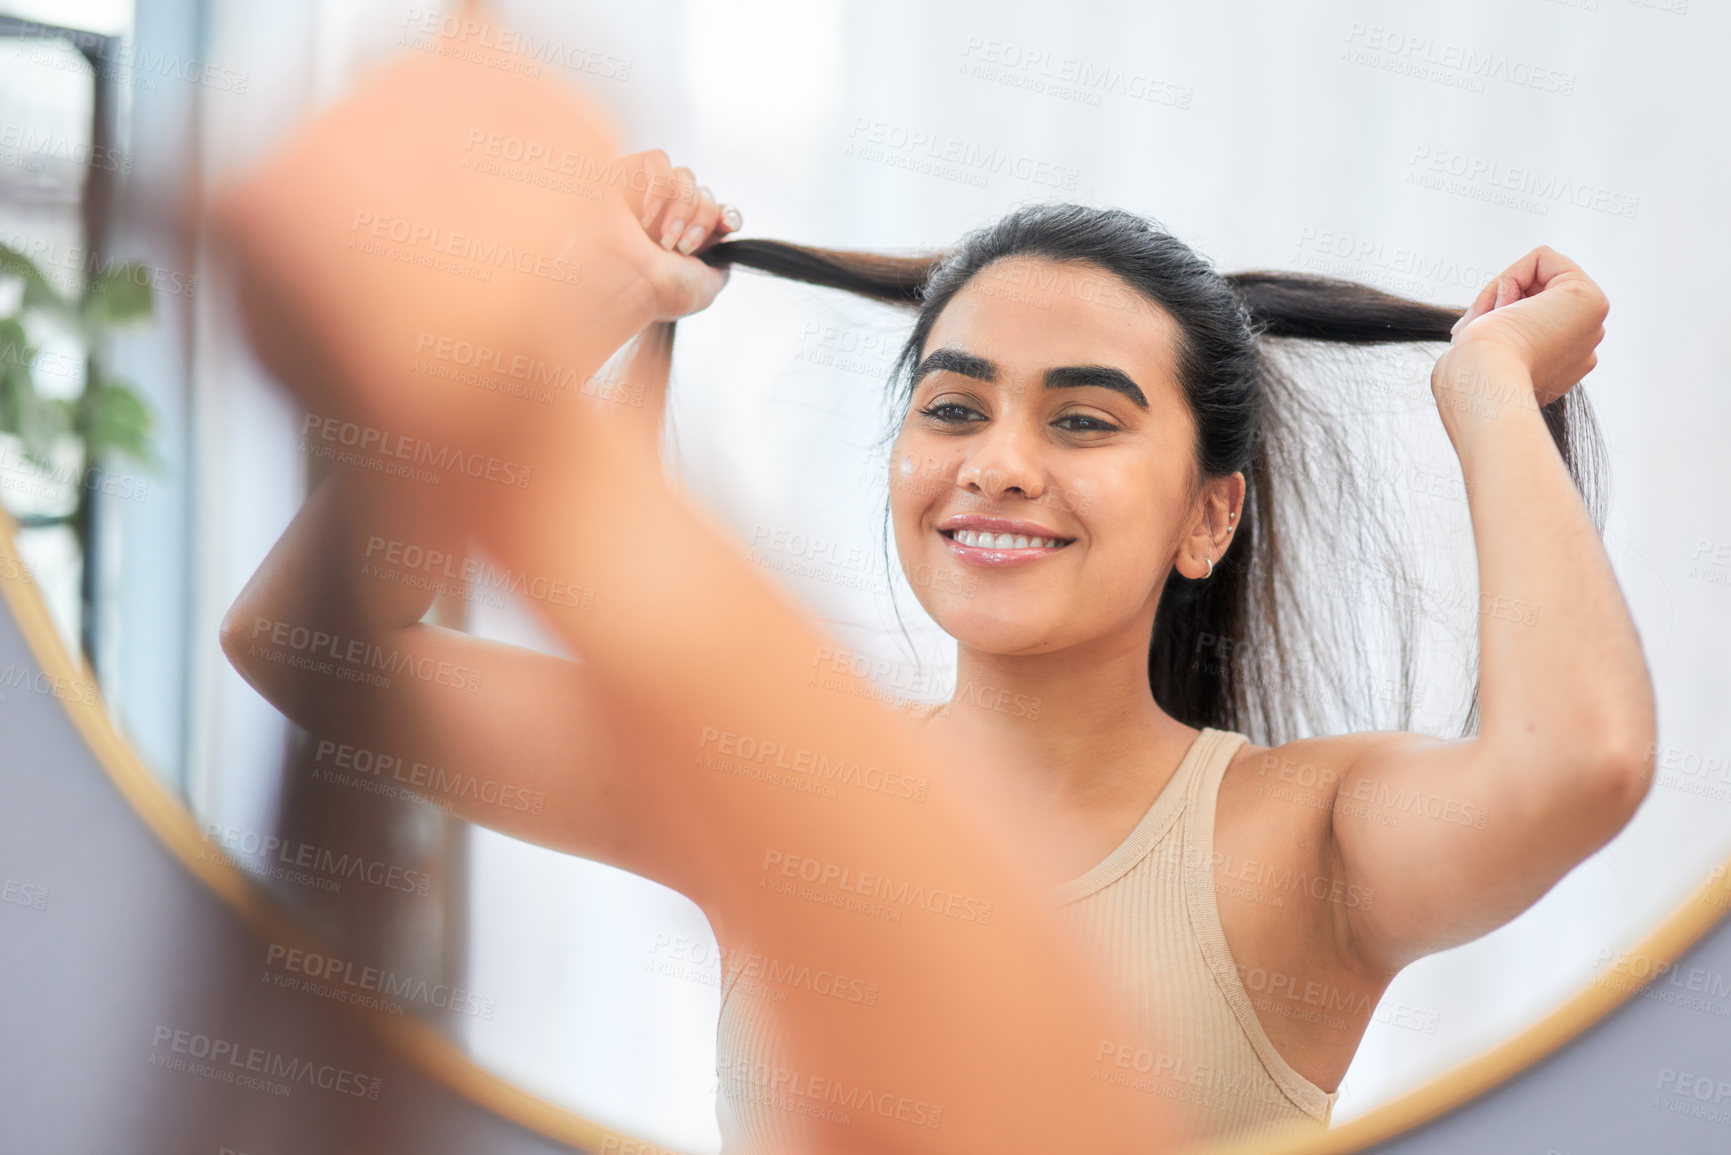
215, 66, 1655, 1151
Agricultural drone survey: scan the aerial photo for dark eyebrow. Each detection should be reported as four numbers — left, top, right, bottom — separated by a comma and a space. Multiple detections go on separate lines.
911, 349, 1149, 410
1044, 365, 1148, 409
910, 347, 995, 387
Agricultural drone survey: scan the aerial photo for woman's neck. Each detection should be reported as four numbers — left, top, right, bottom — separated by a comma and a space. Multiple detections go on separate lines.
942, 626, 1199, 814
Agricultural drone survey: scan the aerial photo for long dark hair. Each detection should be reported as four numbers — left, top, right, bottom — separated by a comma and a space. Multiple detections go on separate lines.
697, 205, 1605, 744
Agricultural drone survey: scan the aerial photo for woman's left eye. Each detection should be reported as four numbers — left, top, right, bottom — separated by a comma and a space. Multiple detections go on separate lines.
1053, 413, 1120, 433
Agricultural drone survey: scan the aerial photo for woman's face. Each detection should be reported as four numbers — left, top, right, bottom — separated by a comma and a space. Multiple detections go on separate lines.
889, 256, 1206, 656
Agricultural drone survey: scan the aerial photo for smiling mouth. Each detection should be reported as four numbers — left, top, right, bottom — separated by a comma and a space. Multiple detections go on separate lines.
940, 528, 1073, 551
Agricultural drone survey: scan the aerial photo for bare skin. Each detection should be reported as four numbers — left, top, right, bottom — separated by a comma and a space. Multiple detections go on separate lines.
212, 28, 1654, 1147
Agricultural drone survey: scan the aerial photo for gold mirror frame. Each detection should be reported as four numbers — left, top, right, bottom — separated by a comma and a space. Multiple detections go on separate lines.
4, 505, 1726, 1154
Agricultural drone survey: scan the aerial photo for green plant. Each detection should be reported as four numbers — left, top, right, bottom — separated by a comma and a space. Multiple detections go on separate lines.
0, 242, 159, 482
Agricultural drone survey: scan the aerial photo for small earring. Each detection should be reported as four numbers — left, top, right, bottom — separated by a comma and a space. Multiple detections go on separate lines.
1203, 556, 1214, 579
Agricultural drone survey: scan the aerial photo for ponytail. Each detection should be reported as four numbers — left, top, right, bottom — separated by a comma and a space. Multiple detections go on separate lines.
701, 239, 934, 307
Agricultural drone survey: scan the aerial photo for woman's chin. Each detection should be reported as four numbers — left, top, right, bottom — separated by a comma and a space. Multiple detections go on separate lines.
934, 606, 1071, 656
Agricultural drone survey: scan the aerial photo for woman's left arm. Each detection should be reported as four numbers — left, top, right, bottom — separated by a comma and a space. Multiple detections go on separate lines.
1324, 246, 1656, 975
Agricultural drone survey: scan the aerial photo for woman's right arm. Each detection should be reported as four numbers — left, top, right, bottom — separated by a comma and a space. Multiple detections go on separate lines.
218, 329, 719, 906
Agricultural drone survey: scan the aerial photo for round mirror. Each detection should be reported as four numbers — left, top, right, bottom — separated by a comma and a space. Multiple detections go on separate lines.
2, 2, 1726, 1152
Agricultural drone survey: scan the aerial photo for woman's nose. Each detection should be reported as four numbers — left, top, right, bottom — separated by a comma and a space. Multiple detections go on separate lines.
957, 427, 1046, 502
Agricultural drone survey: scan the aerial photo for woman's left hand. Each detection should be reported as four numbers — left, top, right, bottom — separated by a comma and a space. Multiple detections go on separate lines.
1438, 245, 1608, 408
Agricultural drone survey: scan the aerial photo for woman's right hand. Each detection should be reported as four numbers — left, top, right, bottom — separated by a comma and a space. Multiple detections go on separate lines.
613, 149, 743, 320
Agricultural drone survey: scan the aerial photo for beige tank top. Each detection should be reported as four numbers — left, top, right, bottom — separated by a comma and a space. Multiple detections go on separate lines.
712, 727, 1337, 1150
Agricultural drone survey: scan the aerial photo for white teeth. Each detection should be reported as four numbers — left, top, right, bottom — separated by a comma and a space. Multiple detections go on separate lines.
947, 529, 1067, 549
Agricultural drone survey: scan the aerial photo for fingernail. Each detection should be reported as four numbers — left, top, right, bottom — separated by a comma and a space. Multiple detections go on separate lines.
1451, 314, 1465, 336
677, 221, 706, 255
721, 205, 743, 232
661, 219, 685, 250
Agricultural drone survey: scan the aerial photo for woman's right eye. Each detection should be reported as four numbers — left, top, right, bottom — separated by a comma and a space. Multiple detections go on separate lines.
917, 402, 983, 425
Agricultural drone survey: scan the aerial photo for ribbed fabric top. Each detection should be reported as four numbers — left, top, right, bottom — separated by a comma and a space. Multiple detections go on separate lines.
712, 727, 1337, 1151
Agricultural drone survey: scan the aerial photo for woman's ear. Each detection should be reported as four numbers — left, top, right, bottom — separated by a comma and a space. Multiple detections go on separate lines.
1176, 472, 1245, 580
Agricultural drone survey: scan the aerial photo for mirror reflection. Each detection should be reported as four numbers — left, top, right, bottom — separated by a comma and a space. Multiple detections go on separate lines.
2, 2, 1725, 1153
